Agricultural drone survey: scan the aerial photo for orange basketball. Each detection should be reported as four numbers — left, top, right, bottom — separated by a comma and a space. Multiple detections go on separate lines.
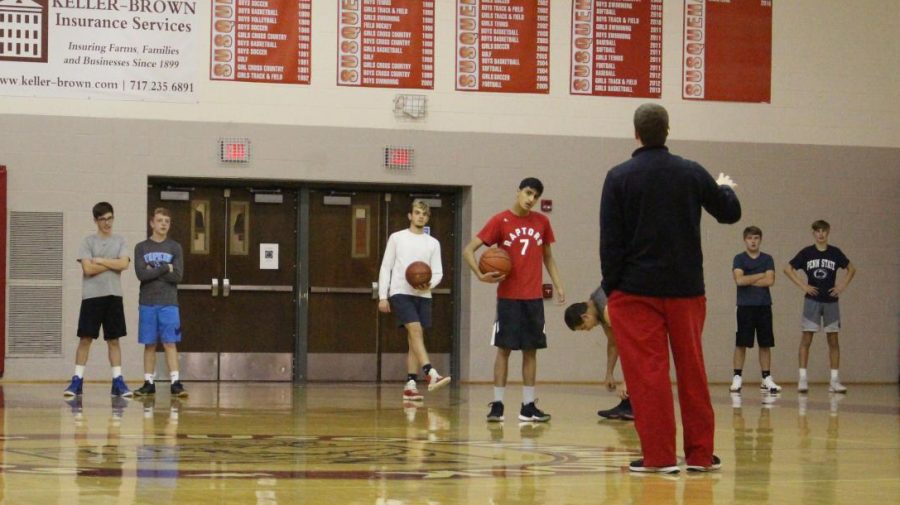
405, 261, 432, 287
478, 248, 512, 276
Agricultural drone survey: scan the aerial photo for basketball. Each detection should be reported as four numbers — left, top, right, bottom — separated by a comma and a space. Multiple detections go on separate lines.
478, 248, 512, 276
405, 261, 432, 287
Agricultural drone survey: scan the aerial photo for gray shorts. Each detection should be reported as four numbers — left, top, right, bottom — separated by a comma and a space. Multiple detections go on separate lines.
801, 299, 840, 332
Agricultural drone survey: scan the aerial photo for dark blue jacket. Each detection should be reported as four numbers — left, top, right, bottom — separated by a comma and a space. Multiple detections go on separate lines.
600, 145, 741, 297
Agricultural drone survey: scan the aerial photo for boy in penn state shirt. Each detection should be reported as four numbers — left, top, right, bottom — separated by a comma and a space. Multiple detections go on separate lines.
133, 208, 188, 397
784, 220, 856, 394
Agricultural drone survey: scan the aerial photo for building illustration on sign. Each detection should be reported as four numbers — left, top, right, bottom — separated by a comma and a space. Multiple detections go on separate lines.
0, 0, 46, 61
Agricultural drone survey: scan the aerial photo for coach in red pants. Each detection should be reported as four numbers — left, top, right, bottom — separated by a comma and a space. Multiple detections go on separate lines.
600, 103, 741, 474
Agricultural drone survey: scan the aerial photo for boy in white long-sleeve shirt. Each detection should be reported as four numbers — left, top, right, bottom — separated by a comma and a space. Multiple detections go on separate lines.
378, 200, 451, 401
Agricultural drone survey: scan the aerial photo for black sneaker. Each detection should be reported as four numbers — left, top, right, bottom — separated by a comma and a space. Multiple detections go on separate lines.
486, 401, 504, 422
598, 398, 633, 420
134, 381, 156, 396
170, 381, 188, 397
687, 455, 722, 472
629, 459, 680, 474
137, 395, 156, 415
518, 422, 547, 439
518, 401, 551, 422
618, 398, 634, 420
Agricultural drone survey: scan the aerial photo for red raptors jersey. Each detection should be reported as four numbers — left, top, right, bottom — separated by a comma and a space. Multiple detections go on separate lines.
477, 210, 555, 299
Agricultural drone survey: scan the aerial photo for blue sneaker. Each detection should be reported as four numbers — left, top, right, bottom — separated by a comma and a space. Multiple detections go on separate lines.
111, 396, 130, 418
64, 395, 83, 415
63, 375, 83, 397
111, 376, 133, 397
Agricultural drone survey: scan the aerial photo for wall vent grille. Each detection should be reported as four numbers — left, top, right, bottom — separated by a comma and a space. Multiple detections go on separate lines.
8, 211, 64, 357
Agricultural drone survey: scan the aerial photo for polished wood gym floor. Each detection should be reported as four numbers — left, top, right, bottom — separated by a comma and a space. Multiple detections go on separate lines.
0, 382, 897, 504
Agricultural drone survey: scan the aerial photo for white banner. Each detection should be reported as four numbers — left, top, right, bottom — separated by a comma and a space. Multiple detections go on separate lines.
0, 0, 198, 102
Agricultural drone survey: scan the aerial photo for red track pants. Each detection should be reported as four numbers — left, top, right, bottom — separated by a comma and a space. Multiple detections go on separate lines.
608, 291, 714, 467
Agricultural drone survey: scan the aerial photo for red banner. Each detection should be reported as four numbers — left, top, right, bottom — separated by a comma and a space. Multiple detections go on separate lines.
210, 0, 312, 85
0, 166, 5, 377
337, 0, 435, 89
456, 0, 550, 94
570, 0, 663, 98
682, 0, 772, 102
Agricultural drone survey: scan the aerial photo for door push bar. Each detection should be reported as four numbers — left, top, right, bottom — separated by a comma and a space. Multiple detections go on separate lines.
179, 278, 292, 297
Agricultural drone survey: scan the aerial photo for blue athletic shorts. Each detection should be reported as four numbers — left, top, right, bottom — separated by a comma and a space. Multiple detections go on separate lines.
138, 305, 182, 345
388, 294, 432, 328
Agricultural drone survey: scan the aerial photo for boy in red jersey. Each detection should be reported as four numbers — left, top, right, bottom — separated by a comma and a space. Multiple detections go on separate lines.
463, 178, 565, 423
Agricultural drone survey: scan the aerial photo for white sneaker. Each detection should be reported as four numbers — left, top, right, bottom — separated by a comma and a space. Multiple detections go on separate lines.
829, 393, 844, 415
403, 380, 424, 401
730, 392, 742, 409
798, 378, 809, 393
426, 371, 451, 392
403, 401, 419, 422
729, 375, 742, 392
829, 380, 847, 394
761, 376, 782, 393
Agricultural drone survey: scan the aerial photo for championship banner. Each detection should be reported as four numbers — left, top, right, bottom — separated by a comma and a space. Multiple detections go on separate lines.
455, 0, 550, 94
682, 0, 772, 102
570, 0, 663, 98
0, 0, 198, 102
210, 0, 311, 85
337, 0, 434, 89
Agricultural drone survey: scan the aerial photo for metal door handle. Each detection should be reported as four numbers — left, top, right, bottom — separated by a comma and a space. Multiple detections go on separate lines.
310, 287, 373, 294
223, 278, 231, 297
371, 282, 378, 300
229, 285, 294, 292
212, 278, 219, 297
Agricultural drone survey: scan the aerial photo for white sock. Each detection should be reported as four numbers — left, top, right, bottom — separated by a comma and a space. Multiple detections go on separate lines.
830, 369, 839, 381
112, 366, 122, 379
522, 386, 536, 405
74, 365, 85, 379
145, 373, 155, 384
799, 368, 808, 380
493, 387, 505, 403
170, 371, 179, 382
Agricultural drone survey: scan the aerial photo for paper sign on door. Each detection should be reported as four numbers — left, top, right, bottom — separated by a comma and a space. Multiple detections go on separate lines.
260, 243, 279, 270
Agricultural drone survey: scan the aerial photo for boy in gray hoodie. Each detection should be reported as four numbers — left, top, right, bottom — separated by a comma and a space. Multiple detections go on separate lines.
133, 207, 187, 397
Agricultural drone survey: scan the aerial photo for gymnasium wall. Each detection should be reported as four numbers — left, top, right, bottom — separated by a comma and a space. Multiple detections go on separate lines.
0, 1, 897, 148
1, 117, 897, 384
1, 1, 898, 383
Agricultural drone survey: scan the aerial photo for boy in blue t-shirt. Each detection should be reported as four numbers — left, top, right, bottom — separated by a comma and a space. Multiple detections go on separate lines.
784, 220, 856, 394
730, 226, 780, 394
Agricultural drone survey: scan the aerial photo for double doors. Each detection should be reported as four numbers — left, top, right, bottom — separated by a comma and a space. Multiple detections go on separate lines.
148, 182, 457, 382
306, 189, 456, 381
148, 185, 296, 381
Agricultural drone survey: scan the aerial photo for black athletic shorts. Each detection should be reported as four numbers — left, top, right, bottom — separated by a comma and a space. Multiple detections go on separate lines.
492, 298, 546, 350
735, 305, 774, 348
77, 295, 127, 340
389, 294, 432, 328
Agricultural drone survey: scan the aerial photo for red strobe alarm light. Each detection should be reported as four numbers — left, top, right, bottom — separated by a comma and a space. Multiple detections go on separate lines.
219, 138, 250, 163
